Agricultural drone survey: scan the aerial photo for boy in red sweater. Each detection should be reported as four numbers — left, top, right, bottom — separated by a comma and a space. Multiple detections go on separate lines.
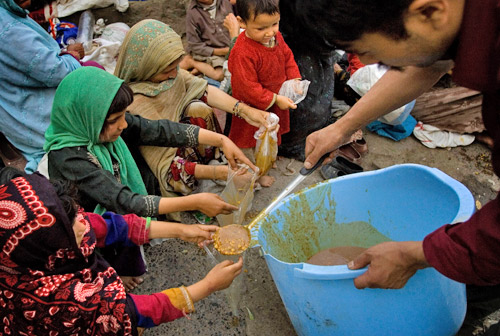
228, 0, 301, 186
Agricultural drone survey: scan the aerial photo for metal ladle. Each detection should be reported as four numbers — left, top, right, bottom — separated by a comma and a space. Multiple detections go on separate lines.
213, 154, 329, 255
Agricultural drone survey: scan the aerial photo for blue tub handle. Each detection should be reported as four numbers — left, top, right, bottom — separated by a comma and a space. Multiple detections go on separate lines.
427, 166, 475, 223
294, 264, 367, 280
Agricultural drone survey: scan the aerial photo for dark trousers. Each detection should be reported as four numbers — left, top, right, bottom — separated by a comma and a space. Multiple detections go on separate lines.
460, 284, 500, 335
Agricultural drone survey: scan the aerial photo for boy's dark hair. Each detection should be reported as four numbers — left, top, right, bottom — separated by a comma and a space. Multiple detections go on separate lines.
106, 83, 134, 118
27, 0, 54, 11
0, 167, 80, 223
0, 167, 23, 184
50, 179, 80, 223
236, 0, 280, 23
291, 0, 413, 48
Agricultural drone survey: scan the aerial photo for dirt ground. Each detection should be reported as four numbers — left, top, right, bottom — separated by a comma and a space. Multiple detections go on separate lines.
63, 1, 500, 335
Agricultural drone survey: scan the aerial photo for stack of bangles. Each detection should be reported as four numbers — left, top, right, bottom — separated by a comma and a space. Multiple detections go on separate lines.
232, 101, 243, 118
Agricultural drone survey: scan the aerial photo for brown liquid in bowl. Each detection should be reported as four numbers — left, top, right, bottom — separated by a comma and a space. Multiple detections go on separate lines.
306, 246, 367, 266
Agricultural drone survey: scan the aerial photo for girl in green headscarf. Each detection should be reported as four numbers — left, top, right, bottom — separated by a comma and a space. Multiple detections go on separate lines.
115, 19, 270, 197
45, 67, 255, 220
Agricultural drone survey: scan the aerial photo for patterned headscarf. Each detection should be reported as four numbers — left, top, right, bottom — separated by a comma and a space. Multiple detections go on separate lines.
44, 67, 148, 214
0, 173, 133, 335
114, 19, 186, 97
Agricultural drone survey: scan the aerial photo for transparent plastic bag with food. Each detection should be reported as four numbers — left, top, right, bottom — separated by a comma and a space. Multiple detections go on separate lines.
216, 164, 259, 227
254, 113, 279, 176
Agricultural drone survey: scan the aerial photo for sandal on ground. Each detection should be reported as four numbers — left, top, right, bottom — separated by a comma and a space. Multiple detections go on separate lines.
320, 156, 363, 180
351, 137, 368, 155
334, 143, 362, 163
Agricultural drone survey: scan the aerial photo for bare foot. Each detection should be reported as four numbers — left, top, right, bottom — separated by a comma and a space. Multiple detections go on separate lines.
233, 170, 253, 189
120, 276, 144, 292
476, 133, 494, 149
258, 175, 276, 187
272, 156, 284, 169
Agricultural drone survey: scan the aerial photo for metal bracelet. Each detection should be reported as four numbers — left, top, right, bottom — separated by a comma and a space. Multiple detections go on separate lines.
232, 101, 243, 118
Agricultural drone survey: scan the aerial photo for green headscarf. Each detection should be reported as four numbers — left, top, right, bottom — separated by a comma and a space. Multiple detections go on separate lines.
44, 67, 148, 214
0, 0, 28, 17
114, 19, 186, 97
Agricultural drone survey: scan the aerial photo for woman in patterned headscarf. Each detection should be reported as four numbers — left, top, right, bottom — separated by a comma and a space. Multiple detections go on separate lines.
115, 19, 269, 197
0, 168, 243, 335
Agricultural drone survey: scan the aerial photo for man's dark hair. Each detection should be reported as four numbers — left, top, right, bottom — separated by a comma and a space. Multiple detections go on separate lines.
236, 0, 280, 23
294, 0, 413, 48
106, 83, 134, 118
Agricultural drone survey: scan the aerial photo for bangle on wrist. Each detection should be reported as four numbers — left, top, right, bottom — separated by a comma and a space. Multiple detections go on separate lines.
232, 101, 243, 119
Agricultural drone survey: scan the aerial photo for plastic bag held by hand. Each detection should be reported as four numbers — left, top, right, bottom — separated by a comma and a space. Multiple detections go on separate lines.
76, 10, 95, 52
254, 113, 279, 176
216, 164, 259, 227
278, 79, 311, 105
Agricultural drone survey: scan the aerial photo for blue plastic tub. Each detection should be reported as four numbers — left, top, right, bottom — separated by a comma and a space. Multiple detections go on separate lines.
256, 164, 474, 336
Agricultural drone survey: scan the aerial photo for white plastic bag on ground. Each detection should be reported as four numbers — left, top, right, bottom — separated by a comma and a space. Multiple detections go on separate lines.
278, 79, 311, 105
81, 22, 130, 73
413, 122, 475, 148
347, 64, 414, 125
98, 22, 130, 42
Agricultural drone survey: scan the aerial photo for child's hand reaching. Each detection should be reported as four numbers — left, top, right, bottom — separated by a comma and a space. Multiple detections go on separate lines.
276, 95, 297, 110
178, 224, 218, 244
186, 257, 244, 302
67, 43, 85, 60
220, 136, 258, 171
192, 193, 238, 217
204, 257, 243, 292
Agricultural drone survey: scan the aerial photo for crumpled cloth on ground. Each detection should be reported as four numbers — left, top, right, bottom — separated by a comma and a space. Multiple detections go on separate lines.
367, 114, 417, 141
81, 22, 130, 73
413, 121, 475, 148
29, 0, 128, 23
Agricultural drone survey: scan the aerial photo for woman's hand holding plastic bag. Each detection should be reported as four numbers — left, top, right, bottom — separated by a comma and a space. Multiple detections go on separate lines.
234, 102, 269, 129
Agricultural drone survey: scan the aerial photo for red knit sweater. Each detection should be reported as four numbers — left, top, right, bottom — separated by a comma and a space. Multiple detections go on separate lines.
228, 31, 301, 148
